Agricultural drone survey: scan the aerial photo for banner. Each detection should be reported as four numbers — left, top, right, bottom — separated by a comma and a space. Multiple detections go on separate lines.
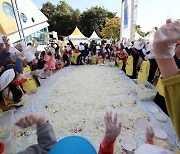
124, 7, 128, 29
120, 0, 135, 40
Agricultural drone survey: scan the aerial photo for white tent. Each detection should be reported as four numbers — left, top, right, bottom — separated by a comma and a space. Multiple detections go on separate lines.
89, 31, 101, 40
64, 27, 87, 41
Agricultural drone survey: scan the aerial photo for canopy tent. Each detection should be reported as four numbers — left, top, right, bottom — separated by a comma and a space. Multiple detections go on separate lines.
64, 27, 87, 41
89, 31, 101, 40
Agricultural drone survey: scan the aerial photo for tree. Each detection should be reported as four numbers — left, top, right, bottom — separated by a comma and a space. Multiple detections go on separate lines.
101, 18, 121, 40
41, 1, 80, 37
41, 2, 57, 32
135, 25, 149, 37
79, 6, 116, 37
41, 2, 56, 19
41, 2, 117, 38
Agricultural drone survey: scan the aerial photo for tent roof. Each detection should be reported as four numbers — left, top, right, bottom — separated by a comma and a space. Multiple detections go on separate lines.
89, 31, 101, 40
65, 27, 87, 40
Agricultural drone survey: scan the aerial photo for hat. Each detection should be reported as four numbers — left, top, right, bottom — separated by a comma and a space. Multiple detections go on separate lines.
0, 69, 15, 91
24, 51, 36, 63
106, 40, 111, 44
96, 46, 100, 50
66, 46, 71, 52
49, 136, 96, 154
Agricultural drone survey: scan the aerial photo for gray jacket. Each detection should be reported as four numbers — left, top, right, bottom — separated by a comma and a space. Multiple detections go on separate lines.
17, 122, 57, 154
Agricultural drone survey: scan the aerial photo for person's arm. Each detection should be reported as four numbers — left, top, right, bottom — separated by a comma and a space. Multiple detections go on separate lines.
0, 36, 10, 66
15, 114, 57, 154
145, 127, 154, 145
0, 50, 10, 66
153, 19, 180, 141
153, 19, 180, 78
98, 112, 122, 154
68, 40, 75, 50
156, 58, 179, 78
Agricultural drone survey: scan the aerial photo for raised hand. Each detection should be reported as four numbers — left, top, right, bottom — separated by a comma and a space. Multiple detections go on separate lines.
153, 19, 180, 59
146, 127, 154, 141
15, 43, 23, 52
15, 114, 46, 128
104, 112, 122, 141
2, 36, 9, 45
2, 36, 10, 51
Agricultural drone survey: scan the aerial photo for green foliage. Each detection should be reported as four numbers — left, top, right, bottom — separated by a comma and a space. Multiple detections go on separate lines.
41, 1, 116, 38
135, 25, 149, 37
79, 6, 116, 37
41, 1, 80, 37
101, 18, 121, 40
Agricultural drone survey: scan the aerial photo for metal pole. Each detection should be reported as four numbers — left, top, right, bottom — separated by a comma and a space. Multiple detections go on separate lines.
11, 0, 22, 39
14, 0, 25, 38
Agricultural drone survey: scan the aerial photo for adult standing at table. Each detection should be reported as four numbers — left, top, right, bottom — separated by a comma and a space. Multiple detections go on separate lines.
153, 19, 180, 152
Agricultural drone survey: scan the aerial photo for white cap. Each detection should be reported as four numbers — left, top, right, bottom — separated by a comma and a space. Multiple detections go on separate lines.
0, 69, 15, 91
53, 44, 58, 48
106, 40, 111, 44
66, 46, 72, 52
78, 44, 85, 51
96, 46, 100, 50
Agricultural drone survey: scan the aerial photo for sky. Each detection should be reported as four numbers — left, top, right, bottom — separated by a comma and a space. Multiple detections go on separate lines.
32, 0, 180, 32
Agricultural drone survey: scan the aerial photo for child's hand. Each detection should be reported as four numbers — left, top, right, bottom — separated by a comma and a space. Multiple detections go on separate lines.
146, 127, 154, 141
15, 43, 23, 52
15, 114, 46, 128
2, 36, 9, 46
104, 112, 122, 141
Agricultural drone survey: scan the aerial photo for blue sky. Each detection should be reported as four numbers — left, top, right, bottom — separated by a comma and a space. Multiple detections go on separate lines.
32, 0, 180, 31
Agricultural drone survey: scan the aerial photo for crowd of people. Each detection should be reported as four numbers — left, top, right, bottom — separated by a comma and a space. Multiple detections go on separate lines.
0, 19, 179, 153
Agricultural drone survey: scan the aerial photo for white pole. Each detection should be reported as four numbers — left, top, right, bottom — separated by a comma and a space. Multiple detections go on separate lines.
120, 0, 124, 41
11, 0, 22, 40
130, 0, 134, 41
14, 0, 25, 38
